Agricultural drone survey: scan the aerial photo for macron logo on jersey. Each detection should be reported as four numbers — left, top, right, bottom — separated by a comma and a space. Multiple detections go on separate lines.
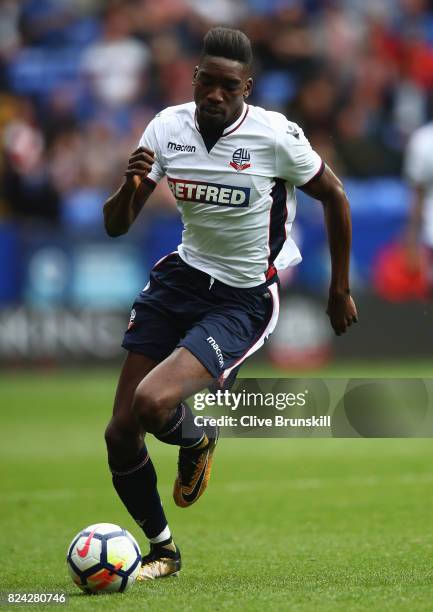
167, 141, 196, 152
167, 177, 250, 207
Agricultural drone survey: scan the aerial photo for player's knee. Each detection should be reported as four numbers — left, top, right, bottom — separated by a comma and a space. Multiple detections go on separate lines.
105, 419, 144, 472
104, 420, 118, 451
132, 384, 174, 432
104, 417, 138, 459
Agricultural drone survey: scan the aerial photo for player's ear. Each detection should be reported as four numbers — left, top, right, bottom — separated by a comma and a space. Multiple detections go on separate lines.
192, 66, 199, 85
243, 78, 253, 100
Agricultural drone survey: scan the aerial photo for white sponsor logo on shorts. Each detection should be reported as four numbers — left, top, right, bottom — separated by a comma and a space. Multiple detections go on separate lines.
207, 336, 224, 368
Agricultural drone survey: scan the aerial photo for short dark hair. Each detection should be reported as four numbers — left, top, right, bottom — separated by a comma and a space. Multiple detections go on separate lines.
201, 27, 253, 68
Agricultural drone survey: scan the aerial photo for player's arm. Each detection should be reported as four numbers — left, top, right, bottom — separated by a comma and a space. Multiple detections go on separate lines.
405, 184, 425, 271
300, 164, 358, 335
103, 146, 156, 237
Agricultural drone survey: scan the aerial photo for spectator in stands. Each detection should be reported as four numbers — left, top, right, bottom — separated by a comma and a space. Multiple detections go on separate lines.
80, 3, 150, 109
2, 98, 59, 222
404, 118, 433, 276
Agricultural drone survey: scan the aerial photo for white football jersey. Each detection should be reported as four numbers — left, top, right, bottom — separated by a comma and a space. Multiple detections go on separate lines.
139, 102, 323, 288
404, 122, 433, 248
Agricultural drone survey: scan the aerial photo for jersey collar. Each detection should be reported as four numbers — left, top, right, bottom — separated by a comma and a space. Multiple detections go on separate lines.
222, 103, 249, 136
194, 103, 249, 137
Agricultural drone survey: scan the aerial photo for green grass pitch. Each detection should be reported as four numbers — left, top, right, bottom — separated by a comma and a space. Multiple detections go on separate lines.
2, 362, 433, 611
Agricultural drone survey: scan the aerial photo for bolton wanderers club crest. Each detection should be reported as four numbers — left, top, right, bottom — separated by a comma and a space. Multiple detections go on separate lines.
128, 308, 136, 330
230, 148, 251, 172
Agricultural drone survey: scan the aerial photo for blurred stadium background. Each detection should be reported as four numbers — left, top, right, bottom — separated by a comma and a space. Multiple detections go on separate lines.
0, 0, 433, 372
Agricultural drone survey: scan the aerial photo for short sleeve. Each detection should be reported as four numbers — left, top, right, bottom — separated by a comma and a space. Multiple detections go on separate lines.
275, 120, 323, 187
138, 115, 165, 185
404, 129, 431, 187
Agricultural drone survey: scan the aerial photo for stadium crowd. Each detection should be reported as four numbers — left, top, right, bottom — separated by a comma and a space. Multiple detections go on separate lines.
0, 0, 433, 227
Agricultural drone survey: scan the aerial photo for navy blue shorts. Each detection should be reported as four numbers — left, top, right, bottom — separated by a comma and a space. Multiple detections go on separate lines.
122, 253, 280, 386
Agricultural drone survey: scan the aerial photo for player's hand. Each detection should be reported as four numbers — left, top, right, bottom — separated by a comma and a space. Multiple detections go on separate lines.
326, 290, 358, 336
124, 146, 155, 188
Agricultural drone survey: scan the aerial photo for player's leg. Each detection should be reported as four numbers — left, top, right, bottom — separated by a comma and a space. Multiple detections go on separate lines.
130, 346, 219, 510
105, 351, 184, 580
104, 352, 173, 542
113, 346, 215, 580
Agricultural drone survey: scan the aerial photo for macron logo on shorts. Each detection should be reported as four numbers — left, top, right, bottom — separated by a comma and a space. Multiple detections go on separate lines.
207, 336, 224, 368
168, 177, 250, 207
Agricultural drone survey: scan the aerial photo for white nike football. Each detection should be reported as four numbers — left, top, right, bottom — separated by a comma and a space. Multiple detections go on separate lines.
66, 523, 141, 593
